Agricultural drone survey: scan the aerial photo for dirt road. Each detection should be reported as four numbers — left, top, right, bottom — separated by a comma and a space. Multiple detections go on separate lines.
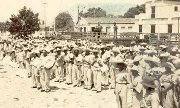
0, 61, 117, 108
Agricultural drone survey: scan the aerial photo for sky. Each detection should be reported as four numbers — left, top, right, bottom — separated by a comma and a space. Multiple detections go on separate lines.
0, 0, 150, 25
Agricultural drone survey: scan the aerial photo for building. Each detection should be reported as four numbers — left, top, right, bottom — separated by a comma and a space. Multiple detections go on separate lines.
135, 0, 180, 34
77, 17, 136, 34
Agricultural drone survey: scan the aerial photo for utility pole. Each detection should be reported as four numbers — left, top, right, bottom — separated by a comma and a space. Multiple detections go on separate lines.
43, 2, 47, 37
77, 6, 79, 24
54, 18, 56, 32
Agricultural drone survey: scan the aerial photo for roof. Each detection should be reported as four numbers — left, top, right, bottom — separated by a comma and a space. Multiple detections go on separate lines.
82, 17, 136, 24
146, 0, 180, 4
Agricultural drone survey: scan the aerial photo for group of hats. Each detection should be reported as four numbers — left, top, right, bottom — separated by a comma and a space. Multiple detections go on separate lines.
144, 56, 160, 67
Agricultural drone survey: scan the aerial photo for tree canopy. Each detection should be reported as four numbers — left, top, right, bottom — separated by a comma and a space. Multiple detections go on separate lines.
55, 12, 74, 32
79, 5, 145, 18
8, 6, 40, 39
124, 4, 145, 18
0, 21, 10, 32
80, 7, 106, 18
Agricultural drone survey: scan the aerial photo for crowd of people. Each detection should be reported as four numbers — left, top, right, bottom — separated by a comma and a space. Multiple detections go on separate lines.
0, 37, 179, 108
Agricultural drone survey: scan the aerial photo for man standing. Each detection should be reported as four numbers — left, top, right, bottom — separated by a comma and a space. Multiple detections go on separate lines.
83, 48, 93, 90
39, 49, 55, 92
55, 48, 65, 82
113, 58, 131, 108
91, 49, 102, 92
113, 22, 118, 40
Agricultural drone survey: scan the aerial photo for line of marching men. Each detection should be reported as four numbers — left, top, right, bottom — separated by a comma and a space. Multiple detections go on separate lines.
0, 38, 179, 108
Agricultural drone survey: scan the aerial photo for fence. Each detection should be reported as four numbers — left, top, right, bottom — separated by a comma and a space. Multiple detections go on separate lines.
148, 33, 179, 47
54, 31, 180, 47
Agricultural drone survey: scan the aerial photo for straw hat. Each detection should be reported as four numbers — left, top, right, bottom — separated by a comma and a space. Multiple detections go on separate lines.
127, 59, 134, 66
145, 50, 157, 55
144, 56, 160, 67
161, 62, 175, 71
168, 56, 177, 62
133, 56, 142, 62
121, 47, 129, 51
174, 69, 180, 76
142, 76, 156, 88
33, 49, 40, 54
84, 48, 91, 52
100, 45, 106, 49
160, 45, 167, 49
140, 42, 147, 46
150, 67, 165, 75
112, 47, 120, 53
131, 41, 136, 45
92, 49, 99, 53
171, 47, 178, 52
159, 52, 170, 58
172, 59, 180, 69
62, 47, 70, 51
69, 53, 74, 59
110, 57, 125, 64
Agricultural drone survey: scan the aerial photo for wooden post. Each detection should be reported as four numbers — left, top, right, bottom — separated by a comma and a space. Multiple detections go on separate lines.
177, 17, 180, 48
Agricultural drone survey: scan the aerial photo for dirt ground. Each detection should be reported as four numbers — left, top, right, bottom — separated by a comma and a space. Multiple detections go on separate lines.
0, 60, 117, 108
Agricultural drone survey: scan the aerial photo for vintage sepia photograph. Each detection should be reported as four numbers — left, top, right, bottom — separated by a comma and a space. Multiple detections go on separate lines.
0, 0, 179, 108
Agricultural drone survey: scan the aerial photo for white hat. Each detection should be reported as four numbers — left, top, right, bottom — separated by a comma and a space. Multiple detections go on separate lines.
172, 59, 180, 69
145, 50, 156, 55
151, 67, 165, 73
112, 47, 120, 53
33, 49, 39, 54
111, 57, 125, 64
69, 53, 74, 59
160, 52, 170, 58
160, 45, 167, 49
121, 47, 129, 51
131, 66, 139, 72
161, 62, 175, 71
171, 47, 178, 52
127, 59, 134, 66
133, 56, 142, 62
140, 42, 147, 46
144, 56, 160, 66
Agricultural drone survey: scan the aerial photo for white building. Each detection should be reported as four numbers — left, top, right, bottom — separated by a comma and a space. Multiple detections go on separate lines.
135, 0, 180, 34
77, 17, 136, 34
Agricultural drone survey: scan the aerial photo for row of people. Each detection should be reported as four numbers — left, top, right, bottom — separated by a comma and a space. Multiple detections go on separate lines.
0, 38, 179, 108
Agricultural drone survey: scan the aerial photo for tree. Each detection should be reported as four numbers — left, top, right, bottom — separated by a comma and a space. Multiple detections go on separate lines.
80, 7, 106, 18
124, 4, 145, 18
0, 21, 10, 32
8, 6, 40, 39
55, 12, 74, 32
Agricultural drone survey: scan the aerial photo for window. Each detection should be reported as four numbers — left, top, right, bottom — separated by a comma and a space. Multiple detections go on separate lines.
151, 6, 155, 18
50, 28, 54, 31
175, 6, 178, 11
80, 27, 83, 32
106, 27, 108, 32
128, 26, 133, 29
139, 25, 142, 33
168, 24, 172, 33
91, 27, 95, 32
84, 27, 86, 32
121, 26, 125, 29
151, 25, 156, 33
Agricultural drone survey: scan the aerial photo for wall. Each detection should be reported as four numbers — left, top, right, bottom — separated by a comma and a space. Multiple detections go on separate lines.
135, 0, 180, 33
80, 23, 135, 34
